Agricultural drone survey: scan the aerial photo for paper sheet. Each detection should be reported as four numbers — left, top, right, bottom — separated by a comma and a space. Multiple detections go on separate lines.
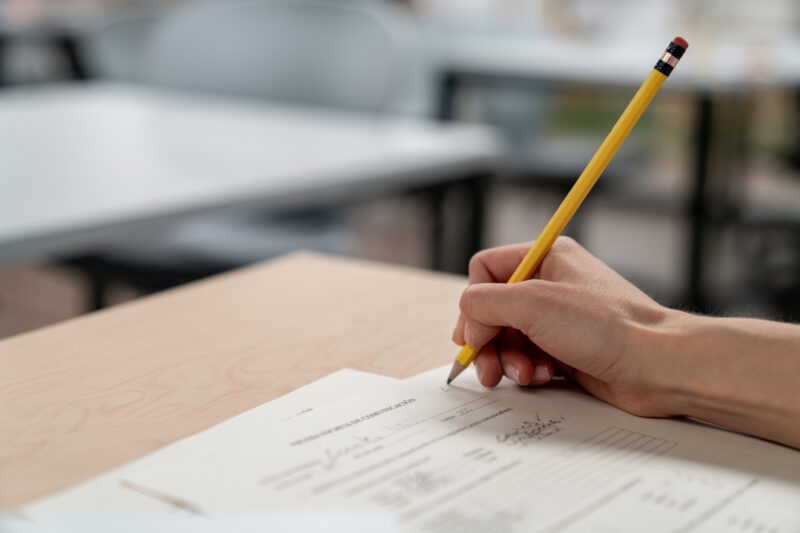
3, 512, 397, 533
22, 369, 399, 517
114, 365, 800, 532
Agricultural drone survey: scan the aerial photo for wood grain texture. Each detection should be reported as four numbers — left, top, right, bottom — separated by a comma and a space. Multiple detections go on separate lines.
0, 252, 467, 509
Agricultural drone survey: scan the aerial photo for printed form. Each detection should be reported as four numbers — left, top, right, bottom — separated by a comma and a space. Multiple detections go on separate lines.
119, 366, 800, 532
24, 367, 800, 532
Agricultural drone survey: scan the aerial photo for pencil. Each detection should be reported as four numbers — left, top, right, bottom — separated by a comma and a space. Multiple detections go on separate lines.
448, 37, 689, 385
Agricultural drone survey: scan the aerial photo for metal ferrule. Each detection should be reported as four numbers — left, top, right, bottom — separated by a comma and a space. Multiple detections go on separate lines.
659, 51, 679, 68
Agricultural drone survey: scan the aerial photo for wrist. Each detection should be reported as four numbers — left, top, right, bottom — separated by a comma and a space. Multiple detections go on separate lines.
638, 311, 800, 448
629, 308, 705, 417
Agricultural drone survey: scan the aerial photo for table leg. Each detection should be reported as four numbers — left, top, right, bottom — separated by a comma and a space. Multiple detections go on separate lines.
687, 92, 712, 311
430, 183, 447, 271
435, 71, 492, 273
428, 174, 489, 274
56, 33, 88, 80
87, 274, 107, 311
0, 34, 7, 86
437, 70, 458, 122
464, 174, 488, 269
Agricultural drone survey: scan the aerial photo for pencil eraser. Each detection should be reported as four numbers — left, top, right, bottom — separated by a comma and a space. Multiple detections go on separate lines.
672, 37, 689, 50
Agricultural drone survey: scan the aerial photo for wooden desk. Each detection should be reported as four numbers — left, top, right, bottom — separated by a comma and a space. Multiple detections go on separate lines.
0, 253, 466, 509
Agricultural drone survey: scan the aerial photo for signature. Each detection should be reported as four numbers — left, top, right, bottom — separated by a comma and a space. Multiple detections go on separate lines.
496, 413, 566, 446
321, 435, 383, 470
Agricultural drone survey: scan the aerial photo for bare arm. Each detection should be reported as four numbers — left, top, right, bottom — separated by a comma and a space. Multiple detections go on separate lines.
656, 313, 800, 448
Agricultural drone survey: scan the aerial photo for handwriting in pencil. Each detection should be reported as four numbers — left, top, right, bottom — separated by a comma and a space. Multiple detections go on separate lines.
496, 413, 566, 446
322, 435, 383, 470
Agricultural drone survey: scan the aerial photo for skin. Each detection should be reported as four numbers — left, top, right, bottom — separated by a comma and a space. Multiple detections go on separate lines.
453, 237, 800, 450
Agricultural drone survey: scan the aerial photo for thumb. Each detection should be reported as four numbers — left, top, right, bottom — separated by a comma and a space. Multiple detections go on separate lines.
459, 280, 548, 348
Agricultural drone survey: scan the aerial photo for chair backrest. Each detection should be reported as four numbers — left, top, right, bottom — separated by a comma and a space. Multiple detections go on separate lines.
142, 0, 414, 113
79, 9, 164, 82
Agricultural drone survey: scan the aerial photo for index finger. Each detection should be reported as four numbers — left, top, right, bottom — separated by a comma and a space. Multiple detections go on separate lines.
468, 242, 533, 285
456, 242, 533, 346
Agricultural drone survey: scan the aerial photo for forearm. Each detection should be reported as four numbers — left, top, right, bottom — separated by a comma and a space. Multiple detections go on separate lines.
655, 312, 800, 449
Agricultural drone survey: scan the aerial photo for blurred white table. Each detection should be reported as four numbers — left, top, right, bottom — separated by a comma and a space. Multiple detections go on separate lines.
0, 83, 501, 268
439, 34, 800, 94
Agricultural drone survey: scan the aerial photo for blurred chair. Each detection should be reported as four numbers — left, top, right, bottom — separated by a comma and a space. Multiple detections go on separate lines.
68, 0, 417, 307
143, 0, 413, 113
77, 8, 163, 83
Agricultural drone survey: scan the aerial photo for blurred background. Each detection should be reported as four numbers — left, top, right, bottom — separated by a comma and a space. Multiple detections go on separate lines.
1, 0, 800, 339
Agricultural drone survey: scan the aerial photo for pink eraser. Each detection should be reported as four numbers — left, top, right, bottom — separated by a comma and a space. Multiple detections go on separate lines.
673, 36, 689, 49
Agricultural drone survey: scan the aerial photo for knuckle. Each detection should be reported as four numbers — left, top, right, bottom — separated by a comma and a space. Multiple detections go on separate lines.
467, 252, 485, 277
459, 285, 479, 315
460, 283, 489, 317
553, 236, 577, 252
541, 238, 579, 279
517, 281, 549, 336
518, 280, 543, 304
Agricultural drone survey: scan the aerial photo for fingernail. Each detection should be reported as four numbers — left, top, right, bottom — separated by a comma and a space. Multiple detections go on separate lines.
475, 364, 484, 385
506, 364, 521, 384
533, 363, 550, 382
463, 323, 474, 346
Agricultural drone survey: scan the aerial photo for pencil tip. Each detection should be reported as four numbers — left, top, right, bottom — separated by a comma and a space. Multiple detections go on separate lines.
447, 360, 467, 385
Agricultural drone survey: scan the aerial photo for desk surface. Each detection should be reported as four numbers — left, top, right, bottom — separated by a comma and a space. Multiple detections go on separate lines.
0, 83, 500, 265
0, 253, 466, 509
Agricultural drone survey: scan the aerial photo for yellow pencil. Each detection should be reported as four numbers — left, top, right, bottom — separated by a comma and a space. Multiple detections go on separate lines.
448, 36, 689, 384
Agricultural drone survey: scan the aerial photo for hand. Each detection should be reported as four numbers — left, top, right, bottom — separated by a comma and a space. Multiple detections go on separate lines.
452, 237, 679, 418
453, 237, 800, 447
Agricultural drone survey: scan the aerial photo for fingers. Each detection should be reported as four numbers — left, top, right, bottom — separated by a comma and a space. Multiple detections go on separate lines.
472, 330, 555, 388
474, 342, 502, 388
529, 357, 555, 385
519, 337, 555, 385
497, 333, 554, 386
496, 329, 533, 386
453, 243, 531, 346
459, 280, 550, 348
468, 242, 533, 285
468, 236, 587, 288
463, 319, 502, 351
455, 243, 530, 349
452, 314, 466, 345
